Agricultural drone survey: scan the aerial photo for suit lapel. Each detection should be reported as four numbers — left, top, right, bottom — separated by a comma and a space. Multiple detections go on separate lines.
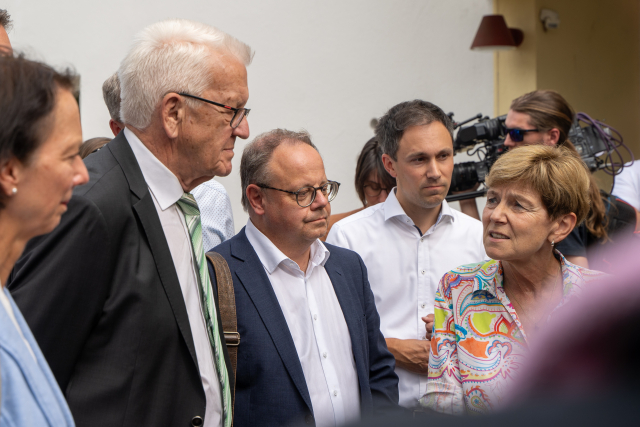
231, 231, 313, 411
108, 134, 199, 369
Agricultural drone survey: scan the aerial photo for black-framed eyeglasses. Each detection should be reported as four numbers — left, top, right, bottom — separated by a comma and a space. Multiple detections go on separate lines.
363, 183, 391, 198
505, 127, 539, 143
178, 93, 250, 129
257, 181, 340, 207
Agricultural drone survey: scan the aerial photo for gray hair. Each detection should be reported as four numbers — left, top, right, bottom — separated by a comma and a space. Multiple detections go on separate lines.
118, 19, 253, 129
240, 129, 318, 212
0, 9, 11, 30
102, 72, 121, 122
375, 99, 454, 160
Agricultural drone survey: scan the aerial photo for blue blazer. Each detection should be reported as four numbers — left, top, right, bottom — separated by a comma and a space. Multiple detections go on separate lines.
0, 288, 75, 426
208, 228, 399, 427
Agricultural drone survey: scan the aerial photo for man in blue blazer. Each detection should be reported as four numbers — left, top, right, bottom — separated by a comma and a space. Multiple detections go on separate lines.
208, 129, 399, 427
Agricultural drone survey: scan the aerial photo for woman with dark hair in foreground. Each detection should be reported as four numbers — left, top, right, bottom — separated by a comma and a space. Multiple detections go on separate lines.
0, 53, 88, 425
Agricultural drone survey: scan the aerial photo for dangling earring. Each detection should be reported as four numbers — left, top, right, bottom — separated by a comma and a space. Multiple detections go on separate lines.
551, 239, 555, 249
11, 187, 17, 195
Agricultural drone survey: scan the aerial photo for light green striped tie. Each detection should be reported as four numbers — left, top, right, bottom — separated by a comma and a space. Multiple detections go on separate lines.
177, 192, 232, 427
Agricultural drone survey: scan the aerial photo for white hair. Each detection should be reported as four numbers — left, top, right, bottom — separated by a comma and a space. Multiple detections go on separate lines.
118, 19, 253, 129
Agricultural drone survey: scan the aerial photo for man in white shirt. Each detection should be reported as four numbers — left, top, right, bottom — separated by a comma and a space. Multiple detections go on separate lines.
327, 100, 486, 409
209, 129, 399, 427
9, 19, 252, 427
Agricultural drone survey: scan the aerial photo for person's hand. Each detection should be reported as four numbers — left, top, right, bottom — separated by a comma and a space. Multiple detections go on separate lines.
385, 338, 431, 374
422, 314, 435, 341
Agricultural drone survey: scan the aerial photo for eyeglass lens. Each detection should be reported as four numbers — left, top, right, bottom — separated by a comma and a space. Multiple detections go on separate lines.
508, 129, 525, 142
297, 182, 339, 207
230, 109, 249, 129
364, 183, 388, 198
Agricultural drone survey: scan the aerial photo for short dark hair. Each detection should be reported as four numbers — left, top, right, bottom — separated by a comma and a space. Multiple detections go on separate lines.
0, 9, 12, 30
354, 137, 396, 205
0, 53, 77, 167
376, 99, 453, 160
240, 129, 318, 212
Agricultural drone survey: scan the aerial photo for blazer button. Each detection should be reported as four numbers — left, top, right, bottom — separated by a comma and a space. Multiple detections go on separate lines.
305, 414, 315, 425
191, 416, 204, 426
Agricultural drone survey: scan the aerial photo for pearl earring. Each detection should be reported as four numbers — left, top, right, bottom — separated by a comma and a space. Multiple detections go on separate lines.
11, 187, 17, 195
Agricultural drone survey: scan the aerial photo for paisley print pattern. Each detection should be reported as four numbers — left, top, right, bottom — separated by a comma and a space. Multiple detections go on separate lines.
421, 251, 605, 415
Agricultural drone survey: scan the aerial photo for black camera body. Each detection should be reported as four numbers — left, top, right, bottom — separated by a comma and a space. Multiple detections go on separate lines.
449, 115, 507, 193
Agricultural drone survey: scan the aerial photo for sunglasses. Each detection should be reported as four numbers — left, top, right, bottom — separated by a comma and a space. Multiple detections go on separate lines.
505, 127, 539, 142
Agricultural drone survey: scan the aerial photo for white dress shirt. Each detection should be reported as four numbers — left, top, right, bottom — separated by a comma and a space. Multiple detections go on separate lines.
326, 188, 486, 408
245, 220, 360, 427
192, 179, 235, 251
125, 128, 222, 427
612, 162, 640, 210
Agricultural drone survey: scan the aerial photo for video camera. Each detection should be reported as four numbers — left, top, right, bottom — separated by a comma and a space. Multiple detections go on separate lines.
446, 112, 629, 202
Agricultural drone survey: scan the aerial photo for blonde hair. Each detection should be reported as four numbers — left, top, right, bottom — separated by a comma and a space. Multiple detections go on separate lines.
486, 145, 591, 224
119, 19, 253, 129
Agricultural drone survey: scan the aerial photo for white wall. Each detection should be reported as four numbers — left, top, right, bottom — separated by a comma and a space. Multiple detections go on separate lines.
5, 0, 493, 230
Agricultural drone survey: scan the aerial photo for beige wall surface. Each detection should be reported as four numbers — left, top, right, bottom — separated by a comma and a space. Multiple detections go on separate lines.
495, 0, 640, 166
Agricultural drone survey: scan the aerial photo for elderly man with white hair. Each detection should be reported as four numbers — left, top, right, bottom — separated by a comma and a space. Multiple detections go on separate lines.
8, 19, 251, 427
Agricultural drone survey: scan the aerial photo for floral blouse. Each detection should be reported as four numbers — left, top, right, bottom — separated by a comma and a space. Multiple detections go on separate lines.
420, 252, 605, 415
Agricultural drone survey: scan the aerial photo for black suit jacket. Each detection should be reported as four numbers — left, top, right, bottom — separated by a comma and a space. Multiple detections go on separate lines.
8, 132, 233, 427
208, 228, 399, 427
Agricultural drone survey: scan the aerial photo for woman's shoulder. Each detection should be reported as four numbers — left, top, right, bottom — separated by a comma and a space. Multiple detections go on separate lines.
561, 252, 608, 282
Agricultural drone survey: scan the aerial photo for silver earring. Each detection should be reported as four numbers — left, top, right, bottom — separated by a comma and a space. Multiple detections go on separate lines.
11, 187, 17, 195
551, 240, 555, 248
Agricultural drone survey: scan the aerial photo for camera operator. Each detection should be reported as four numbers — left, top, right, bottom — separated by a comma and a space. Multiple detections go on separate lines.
459, 90, 638, 270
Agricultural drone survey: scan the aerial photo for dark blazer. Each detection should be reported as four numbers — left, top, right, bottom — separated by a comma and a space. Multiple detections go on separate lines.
8, 132, 233, 427
208, 228, 399, 427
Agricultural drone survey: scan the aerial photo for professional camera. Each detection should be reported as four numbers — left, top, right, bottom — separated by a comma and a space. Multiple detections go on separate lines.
446, 112, 630, 201
448, 115, 507, 193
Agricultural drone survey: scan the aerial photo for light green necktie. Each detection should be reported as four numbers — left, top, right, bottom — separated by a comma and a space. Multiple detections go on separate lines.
176, 192, 232, 427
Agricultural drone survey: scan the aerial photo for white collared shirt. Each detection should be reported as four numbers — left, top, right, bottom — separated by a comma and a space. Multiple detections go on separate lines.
326, 188, 486, 408
125, 128, 222, 427
245, 220, 360, 427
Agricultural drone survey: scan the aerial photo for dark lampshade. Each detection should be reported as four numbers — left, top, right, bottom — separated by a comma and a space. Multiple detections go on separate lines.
471, 15, 524, 50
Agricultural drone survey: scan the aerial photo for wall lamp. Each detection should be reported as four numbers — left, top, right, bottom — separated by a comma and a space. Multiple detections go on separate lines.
471, 15, 524, 50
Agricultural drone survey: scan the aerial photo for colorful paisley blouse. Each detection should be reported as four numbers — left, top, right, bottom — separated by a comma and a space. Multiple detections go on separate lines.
421, 252, 605, 415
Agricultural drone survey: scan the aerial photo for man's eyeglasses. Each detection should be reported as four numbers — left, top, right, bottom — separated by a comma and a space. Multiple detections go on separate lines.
257, 181, 341, 207
178, 93, 250, 129
505, 127, 539, 143
363, 183, 391, 198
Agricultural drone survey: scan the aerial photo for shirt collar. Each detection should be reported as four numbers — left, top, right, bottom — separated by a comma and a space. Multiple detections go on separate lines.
124, 127, 184, 210
383, 187, 455, 228
472, 251, 583, 299
245, 219, 330, 274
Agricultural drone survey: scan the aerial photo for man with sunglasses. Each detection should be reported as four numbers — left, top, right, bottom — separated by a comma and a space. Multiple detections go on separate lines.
9, 20, 251, 427
208, 129, 399, 427
327, 100, 486, 409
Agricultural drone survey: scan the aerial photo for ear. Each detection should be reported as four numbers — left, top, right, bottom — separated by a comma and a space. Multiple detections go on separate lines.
545, 128, 561, 146
109, 119, 123, 137
381, 153, 398, 178
161, 93, 185, 140
0, 157, 22, 197
246, 184, 266, 216
551, 212, 577, 245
